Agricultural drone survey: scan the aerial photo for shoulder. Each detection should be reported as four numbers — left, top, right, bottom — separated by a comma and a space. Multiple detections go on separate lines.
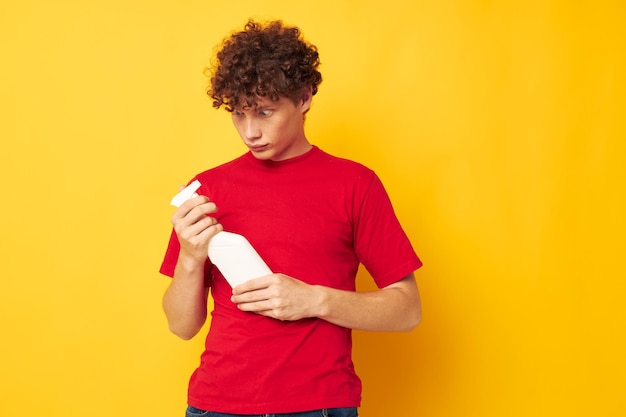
310, 149, 385, 202
184, 153, 251, 198
193, 153, 249, 180
316, 148, 376, 178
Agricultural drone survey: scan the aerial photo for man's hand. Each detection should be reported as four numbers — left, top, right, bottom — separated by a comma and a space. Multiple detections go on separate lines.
232, 273, 421, 332
231, 274, 323, 321
171, 194, 222, 264
163, 190, 221, 340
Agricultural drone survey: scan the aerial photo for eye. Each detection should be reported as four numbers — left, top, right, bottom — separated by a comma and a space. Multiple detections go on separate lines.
258, 109, 272, 117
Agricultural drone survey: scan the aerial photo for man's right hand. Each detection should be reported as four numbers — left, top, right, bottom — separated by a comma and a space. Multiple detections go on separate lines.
171, 194, 223, 263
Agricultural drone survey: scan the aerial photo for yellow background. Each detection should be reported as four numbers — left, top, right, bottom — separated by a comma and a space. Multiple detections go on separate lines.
1, 1, 624, 416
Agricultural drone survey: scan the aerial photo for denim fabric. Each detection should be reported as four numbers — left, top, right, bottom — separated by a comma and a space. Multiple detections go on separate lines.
185, 405, 358, 417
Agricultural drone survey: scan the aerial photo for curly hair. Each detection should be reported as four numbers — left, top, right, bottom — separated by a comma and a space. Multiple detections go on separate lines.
207, 19, 322, 111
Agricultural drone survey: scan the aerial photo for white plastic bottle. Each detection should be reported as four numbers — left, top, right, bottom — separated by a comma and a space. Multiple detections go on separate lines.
170, 181, 272, 287
207, 231, 272, 287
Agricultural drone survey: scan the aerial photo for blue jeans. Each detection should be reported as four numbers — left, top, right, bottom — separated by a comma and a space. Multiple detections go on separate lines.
185, 405, 358, 417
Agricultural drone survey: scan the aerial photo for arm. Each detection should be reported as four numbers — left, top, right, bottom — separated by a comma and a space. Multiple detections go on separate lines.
316, 273, 421, 331
231, 272, 421, 332
162, 255, 210, 340
162, 195, 222, 340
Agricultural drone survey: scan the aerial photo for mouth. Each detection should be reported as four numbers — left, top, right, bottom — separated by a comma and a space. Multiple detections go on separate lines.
248, 144, 269, 152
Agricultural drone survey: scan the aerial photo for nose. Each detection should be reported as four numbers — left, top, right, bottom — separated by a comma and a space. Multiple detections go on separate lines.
244, 117, 261, 141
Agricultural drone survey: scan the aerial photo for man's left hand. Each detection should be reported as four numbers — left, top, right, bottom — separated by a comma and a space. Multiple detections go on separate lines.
231, 274, 322, 321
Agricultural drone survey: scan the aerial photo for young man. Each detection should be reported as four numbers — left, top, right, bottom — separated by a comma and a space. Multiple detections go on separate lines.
160, 20, 422, 417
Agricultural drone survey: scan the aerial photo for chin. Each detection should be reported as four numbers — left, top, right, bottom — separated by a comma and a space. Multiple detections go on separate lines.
250, 151, 273, 160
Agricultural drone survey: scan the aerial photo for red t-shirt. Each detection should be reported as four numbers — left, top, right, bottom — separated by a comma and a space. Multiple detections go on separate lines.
160, 146, 422, 413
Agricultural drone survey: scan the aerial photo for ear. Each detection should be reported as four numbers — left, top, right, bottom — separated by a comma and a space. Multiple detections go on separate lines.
299, 86, 313, 114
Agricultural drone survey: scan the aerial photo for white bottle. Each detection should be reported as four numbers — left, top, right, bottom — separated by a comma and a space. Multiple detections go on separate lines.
207, 231, 272, 288
170, 181, 272, 287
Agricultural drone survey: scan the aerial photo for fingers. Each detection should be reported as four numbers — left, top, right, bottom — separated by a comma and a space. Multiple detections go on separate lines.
172, 195, 222, 257
172, 197, 218, 232
172, 195, 217, 224
231, 275, 273, 296
231, 275, 277, 306
179, 220, 223, 249
230, 275, 311, 321
233, 295, 282, 319
177, 213, 218, 239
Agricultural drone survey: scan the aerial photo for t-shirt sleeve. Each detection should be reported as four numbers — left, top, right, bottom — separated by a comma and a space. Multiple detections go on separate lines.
159, 228, 213, 287
159, 229, 180, 277
353, 172, 422, 288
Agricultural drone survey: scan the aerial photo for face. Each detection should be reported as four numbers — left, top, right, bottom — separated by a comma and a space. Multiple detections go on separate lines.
231, 90, 312, 162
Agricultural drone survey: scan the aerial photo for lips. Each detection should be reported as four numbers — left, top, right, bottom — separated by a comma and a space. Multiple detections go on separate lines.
248, 144, 268, 151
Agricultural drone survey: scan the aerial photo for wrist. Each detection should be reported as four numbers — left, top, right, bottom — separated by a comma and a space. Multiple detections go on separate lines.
312, 285, 331, 319
176, 251, 206, 274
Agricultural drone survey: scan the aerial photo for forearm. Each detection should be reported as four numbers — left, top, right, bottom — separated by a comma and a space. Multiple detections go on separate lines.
314, 274, 421, 332
162, 255, 209, 340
